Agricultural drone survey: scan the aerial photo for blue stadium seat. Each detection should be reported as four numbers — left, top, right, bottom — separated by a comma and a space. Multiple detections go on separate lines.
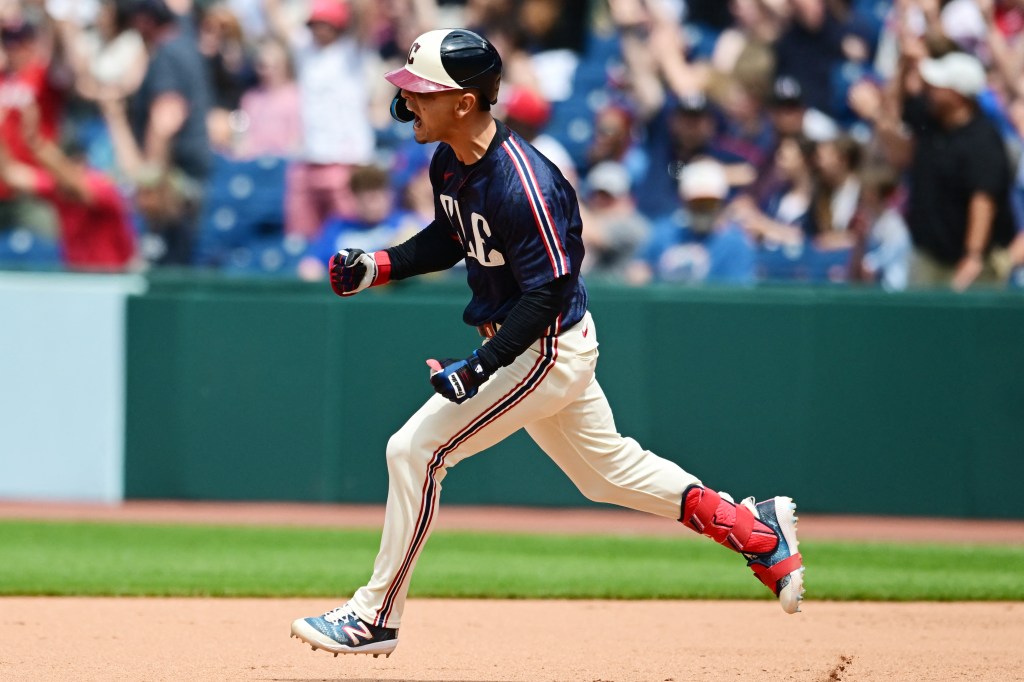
220, 234, 308, 277
0, 228, 62, 269
756, 242, 852, 283
195, 155, 288, 266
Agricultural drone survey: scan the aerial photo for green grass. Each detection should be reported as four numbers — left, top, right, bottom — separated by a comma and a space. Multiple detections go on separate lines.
1, 520, 1022, 601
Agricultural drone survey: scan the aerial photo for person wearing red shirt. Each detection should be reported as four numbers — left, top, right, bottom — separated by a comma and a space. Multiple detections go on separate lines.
0, 19, 66, 237
30, 166, 136, 270
0, 113, 136, 271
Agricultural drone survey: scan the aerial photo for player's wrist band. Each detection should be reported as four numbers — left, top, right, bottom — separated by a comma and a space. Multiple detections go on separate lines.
373, 251, 392, 286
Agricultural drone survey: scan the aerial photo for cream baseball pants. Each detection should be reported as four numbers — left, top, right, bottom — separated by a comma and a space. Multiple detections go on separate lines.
349, 311, 701, 628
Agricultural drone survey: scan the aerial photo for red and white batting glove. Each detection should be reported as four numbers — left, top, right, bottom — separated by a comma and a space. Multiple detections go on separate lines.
329, 249, 391, 296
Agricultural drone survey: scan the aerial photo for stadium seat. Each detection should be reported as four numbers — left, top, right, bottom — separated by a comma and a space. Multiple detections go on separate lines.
195, 155, 288, 266
756, 242, 852, 283
0, 228, 62, 269
220, 234, 308, 277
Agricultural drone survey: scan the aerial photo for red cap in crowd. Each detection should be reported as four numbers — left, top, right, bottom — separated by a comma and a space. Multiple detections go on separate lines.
504, 87, 551, 129
307, 0, 349, 30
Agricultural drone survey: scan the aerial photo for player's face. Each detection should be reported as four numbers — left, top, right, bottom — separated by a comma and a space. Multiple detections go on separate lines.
400, 89, 464, 143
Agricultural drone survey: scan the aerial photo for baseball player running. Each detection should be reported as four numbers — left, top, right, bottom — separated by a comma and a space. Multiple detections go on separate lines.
291, 28, 804, 659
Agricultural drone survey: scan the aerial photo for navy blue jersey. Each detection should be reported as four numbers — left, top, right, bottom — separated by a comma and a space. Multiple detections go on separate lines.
429, 121, 588, 331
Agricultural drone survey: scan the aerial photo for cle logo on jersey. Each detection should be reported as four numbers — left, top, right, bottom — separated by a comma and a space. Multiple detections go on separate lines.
440, 194, 506, 267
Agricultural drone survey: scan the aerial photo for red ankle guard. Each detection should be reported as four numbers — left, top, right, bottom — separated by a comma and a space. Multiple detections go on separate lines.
680, 485, 778, 555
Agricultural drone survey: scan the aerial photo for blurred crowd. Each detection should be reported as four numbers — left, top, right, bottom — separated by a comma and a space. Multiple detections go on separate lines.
1, 0, 1024, 290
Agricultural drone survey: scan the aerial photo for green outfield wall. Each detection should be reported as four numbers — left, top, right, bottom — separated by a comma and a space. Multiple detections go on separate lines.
124, 277, 1024, 518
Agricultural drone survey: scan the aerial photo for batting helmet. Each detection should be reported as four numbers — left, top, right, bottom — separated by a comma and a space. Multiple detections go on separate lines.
385, 28, 502, 123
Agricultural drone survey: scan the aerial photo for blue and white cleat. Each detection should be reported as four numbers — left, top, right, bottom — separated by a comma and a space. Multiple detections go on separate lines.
743, 496, 805, 614
291, 604, 399, 658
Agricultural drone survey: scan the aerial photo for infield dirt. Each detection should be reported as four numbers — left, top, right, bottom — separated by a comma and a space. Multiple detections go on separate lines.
1, 597, 1022, 681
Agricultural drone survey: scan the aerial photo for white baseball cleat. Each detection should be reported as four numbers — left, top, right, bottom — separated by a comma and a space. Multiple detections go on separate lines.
291, 604, 399, 657
742, 496, 805, 614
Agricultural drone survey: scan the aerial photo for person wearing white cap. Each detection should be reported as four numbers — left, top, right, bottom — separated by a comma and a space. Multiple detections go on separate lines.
906, 51, 1016, 288
867, 50, 1015, 289
263, 0, 376, 238
580, 160, 649, 279
637, 159, 756, 285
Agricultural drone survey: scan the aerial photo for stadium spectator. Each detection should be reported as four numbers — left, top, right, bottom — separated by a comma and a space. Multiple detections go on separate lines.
264, 0, 378, 238
0, 103, 136, 270
199, 4, 257, 151
708, 0, 787, 77
768, 76, 807, 140
772, 0, 871, 117
200, 4, 257, 112
0, 17, 66, 237
579, 160, 649, 280
99, 93, 201, 260
914, 52, 1015, 289
855, 163, 911, 291
585, 103, 646, 182
980, 0, 1024, 104
462, 0, 587, 102
297, 164, 414, 280
811, 134, 862, 248
114, 0, 212, 265
752, 76, 840, 207
231, 36, 301, 159
359, 0, 437, 63
223, 0, 270, 40
711, 75, 777, 172
637, 92, 753, 220
0, 0, 1016, 294
638, 158, 756, 285
732, 134, 817, 247
855, 48, 1015, 289
45, 0, 147, 182
609, 0, 675, 122
50, 0, 147, 103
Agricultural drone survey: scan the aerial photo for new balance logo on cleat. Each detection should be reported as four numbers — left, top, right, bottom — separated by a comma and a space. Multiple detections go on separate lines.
291, 605, 399, 657
341, 619, 373, 645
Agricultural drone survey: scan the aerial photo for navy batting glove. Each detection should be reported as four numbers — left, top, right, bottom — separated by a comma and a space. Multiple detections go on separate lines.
426, 352, 492, 404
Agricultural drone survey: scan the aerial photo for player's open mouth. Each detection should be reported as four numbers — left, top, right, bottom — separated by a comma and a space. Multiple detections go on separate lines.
413, 115, 423, 129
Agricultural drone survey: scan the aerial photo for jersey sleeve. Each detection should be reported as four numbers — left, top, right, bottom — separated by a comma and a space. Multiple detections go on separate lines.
384, 219, 464, 280
494, 138, 574, 291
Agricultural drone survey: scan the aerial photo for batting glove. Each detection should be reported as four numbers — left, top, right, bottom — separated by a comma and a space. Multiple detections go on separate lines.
329, 249, 390, 297
426, 352, 492, 404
